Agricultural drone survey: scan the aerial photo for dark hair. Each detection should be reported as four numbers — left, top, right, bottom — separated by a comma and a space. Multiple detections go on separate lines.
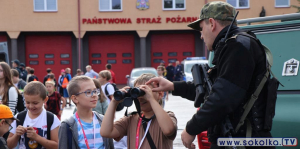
11, 69, 19, 77
49, 73, 55, 79
24, 81, 47, 99
46, 68, 52, 73
204, 19, 237, 27
0, 62, 18, 105
92, 78, 106, 103
106, 63, 112, 70
29, 68, 34, 74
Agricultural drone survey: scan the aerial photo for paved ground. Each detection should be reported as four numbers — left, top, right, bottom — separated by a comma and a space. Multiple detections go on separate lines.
61, 93, 200, 149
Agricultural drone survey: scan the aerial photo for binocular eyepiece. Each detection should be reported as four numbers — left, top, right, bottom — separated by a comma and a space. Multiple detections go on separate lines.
113, 87, 145, 101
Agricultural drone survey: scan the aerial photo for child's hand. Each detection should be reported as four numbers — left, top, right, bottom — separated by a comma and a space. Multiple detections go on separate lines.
26, 127, 39, 140
15, 125, 27, 136
138, 85, 155, 102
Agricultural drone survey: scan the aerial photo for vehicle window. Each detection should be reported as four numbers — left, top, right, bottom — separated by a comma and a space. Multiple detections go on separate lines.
131, 69, 158, 77
184, 63, 194, 73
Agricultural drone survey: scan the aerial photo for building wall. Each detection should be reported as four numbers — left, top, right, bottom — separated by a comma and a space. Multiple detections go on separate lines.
0, 0, 298, 37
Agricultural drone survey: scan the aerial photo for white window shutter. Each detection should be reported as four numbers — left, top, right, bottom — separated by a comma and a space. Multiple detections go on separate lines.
100, 0, 110, 10
34, 0, 45, 11
46, 0, 57, 10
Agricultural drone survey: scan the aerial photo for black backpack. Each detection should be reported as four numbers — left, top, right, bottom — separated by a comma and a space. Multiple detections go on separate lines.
104, 83, 124, 111
17, 110, 54, 140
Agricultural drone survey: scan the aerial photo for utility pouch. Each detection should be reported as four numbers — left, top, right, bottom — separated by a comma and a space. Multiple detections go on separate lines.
263, 77, 279, 131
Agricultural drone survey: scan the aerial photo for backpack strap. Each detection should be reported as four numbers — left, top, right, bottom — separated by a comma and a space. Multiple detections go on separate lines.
16, 111, 27, 142
46, 111, 54, 140
65, 122, 72, 149
104, 83, 110, 99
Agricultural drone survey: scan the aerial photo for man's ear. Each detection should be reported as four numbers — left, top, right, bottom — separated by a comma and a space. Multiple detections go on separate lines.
209, 18, 217, 31
0, 119, 4, 126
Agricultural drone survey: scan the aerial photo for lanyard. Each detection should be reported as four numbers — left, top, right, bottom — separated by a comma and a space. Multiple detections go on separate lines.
75, 112, 96, 149
135, 114, 152, 149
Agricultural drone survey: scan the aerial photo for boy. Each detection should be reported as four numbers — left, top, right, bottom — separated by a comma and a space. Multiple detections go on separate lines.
7, 81, 60, 149
45, 81, 66, 120
58, 76, 114, 149
0, 105, 19, 149
99, 70, 114, 104
11, 69, 27, 90
28, 68, 39, 82
100, 74, 177, 149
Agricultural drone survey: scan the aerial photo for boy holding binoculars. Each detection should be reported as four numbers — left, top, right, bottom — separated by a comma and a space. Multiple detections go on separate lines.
100, 73, 177, 149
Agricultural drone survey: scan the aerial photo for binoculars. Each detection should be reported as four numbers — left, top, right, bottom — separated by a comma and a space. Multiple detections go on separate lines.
113, 87, 145, 107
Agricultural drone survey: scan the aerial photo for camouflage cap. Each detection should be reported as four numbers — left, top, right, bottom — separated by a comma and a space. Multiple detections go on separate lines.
188, 1, 236, 31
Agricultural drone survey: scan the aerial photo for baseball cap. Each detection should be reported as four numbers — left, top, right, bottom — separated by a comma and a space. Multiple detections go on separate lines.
20, 63, 25, 67
0, 105, 19, 121
11, 59, 20, 66
61, 69, 65, 73
187, 1, 236, 31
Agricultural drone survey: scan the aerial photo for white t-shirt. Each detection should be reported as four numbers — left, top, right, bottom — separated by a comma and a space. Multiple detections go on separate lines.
10, 108, 60, 149
101, 83, 115, 104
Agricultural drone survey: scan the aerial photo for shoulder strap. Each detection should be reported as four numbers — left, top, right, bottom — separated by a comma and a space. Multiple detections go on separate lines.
104, 83, 109, 97
46, 111, 54, 140
16, 110, 27, 127
64, 122, 73, 149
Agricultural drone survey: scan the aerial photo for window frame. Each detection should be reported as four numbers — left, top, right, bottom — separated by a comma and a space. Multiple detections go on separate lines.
162, 0, 186, 11
275, 0, 290, 8
226, 0, 250, 9
33, 0, 58, 12
99, 0, 123, 12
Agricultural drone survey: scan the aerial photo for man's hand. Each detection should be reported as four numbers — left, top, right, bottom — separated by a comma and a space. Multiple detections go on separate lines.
181, 129, 196, 149
138, 85, 155, 102
145, 77, 174, 92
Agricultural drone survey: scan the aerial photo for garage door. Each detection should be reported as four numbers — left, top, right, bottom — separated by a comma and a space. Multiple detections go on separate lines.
89, 34, 135, 84
151, 33, 195, 68
25, 35, 73, 82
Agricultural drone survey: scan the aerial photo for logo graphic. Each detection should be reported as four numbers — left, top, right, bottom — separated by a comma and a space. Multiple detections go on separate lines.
137, 0, 149, 10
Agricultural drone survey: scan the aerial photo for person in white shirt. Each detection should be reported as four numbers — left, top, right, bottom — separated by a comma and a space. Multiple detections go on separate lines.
98, 70, 114, 104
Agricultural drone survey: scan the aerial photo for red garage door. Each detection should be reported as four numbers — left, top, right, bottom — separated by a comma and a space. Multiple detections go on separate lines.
25, 35, 73, 82
89, 34, 135, 84
151, 33, 195, 68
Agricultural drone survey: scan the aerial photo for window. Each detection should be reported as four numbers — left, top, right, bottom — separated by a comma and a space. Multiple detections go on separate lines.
29, 61, 39, 65
107, 53, 116, 58
275, 0, 290, 7
153, 52, 162, 57
45, 60, 54, 65
61, 60, 70, 65
153, 59, 163, 63
29, 54, 39, 58
99, 0, 122, 11
183, 52, 192, 56
122, 53, 131, 57
107, 60, 116, 64
45, 54, 54, 58
168, 59, 177, 63
34, 0, 57, 11
163, 0, 185, 10
227, 0, 249, 9
61, 54, 69, 58
168, 52, 177, 57
92, 53, 101, 58
122, 59, 132, 64
92, 60, 101, 64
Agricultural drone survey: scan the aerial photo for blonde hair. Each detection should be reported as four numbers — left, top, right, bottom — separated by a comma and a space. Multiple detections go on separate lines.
45, 80, 55, 86
24, 81, 47, 100
134, 73, 163, 105
99, 70, 111, 81
86, 65, 91, 69
92, 78, 106, 103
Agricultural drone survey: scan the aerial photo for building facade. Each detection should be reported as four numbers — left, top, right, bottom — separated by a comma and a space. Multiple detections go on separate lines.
0, 0, 298, 83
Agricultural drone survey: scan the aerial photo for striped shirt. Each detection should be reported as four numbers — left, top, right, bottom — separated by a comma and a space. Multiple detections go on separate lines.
74, 112, 104, 149
0, 87, 18, 114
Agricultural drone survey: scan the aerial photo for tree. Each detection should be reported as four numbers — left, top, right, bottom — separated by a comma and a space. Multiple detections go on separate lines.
292, 0, 300, 13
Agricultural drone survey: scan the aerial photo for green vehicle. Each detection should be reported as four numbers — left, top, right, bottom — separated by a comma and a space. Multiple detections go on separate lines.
204, 13, 300, 148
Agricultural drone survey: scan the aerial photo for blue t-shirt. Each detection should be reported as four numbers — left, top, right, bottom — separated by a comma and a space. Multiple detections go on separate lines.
74, 112, 104, 149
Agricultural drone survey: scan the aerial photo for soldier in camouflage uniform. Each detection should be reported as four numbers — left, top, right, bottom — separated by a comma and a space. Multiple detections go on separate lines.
147, 1, 274, 149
